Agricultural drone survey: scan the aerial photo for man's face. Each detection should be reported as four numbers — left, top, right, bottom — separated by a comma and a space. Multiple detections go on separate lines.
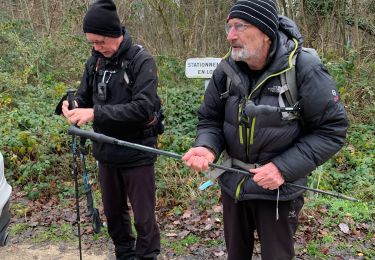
86, 33, 121, 58
226, 18, 271, 69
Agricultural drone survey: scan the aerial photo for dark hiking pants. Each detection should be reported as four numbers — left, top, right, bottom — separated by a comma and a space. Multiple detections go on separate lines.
222, 190, 304, 260
99, 164, 160, 259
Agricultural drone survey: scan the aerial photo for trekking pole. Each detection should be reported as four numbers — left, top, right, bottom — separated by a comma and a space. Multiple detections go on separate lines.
78, 138, 101, 234
67, 126, 359, 202
67, 90, 82, 260
67, 90, 102, 234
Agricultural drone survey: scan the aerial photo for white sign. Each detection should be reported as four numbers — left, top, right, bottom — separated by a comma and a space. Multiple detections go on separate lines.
185, 58, 222, 79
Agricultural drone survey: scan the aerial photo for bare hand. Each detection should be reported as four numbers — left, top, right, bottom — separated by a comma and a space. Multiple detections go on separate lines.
250, 162, 285, 190
61, 100, 78, 117
182, 147, 216, 172
61, 100, 94, 126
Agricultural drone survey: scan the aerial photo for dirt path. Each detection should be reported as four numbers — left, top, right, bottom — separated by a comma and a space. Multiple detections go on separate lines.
0, 244, 114, 260
0, 244, 217, 260
0, 243, 214, 260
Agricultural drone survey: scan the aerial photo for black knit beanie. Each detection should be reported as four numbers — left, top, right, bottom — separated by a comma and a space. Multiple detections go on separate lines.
83, 0, 122, 37
227, 0, 279, 41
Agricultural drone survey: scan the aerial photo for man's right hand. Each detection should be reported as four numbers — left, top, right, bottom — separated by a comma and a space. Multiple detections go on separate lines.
182, 147, 215, 172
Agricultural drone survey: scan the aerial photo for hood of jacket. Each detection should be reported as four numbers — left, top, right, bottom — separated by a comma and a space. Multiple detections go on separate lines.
265, 15, 304, 73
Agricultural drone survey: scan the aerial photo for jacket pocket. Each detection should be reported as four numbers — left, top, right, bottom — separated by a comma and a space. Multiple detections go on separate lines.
218, 171, 248, 200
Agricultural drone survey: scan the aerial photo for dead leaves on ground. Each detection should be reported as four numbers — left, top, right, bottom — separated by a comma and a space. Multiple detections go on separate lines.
8, 187, 375, 258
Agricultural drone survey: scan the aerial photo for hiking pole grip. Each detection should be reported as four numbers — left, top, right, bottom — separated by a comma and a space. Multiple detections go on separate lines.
67, 89, 76, 110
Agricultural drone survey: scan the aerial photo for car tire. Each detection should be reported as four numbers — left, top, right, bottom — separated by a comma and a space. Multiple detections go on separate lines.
0, 232, 8, 246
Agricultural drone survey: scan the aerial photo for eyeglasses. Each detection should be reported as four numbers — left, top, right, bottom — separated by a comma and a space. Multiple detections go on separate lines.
225, 23, 251, 34
87, 37, 107, 46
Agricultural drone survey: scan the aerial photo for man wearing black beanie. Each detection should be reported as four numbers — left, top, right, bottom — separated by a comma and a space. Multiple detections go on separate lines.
183, 0, 348, 259
83, 0, 122, 37
60, 0, 162, 259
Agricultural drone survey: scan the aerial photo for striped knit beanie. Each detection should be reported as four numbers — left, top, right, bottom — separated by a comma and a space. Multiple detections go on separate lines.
227, 0, 279, 41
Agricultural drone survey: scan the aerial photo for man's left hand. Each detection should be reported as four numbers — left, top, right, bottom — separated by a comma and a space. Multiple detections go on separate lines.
63, 106, 94, 126
250, 162, 285, 190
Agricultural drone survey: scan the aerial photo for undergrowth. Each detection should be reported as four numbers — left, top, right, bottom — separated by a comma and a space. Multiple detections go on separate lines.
0, 17, 374, 212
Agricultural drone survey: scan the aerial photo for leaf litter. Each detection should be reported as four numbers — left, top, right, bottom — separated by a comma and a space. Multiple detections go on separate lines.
3, 187, 374, 259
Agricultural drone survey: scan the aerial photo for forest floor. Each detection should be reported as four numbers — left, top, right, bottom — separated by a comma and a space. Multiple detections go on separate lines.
0, 187, 373, 260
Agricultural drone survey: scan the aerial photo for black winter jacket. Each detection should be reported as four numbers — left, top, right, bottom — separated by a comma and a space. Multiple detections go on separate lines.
195, 16, 348, 201
76, 29, 162, 167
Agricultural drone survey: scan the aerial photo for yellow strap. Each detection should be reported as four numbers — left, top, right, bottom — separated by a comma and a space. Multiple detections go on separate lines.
250, 118, 256, 145
235, 176, 246, 200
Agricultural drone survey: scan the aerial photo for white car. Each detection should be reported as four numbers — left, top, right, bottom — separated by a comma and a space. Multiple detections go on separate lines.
0, 152, 11, 246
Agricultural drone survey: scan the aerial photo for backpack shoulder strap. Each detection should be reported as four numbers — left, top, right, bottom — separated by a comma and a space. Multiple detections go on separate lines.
86, 55, 100, 91
217, 59, 248, 99
122, 44, 144, 86
279, 47, 321, 120
224, 76, 232, 99
282, 47, 321, 107
86, 56, 99, 76
279, 52, 299, 120
281, 53, 298, 107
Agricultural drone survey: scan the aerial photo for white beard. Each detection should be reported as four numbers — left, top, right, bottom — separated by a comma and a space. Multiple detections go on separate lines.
231, 44, 262, 63
231, 48, 250, 61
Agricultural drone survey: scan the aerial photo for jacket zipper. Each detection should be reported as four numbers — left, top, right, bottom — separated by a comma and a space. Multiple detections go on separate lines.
244, 38, 299, 158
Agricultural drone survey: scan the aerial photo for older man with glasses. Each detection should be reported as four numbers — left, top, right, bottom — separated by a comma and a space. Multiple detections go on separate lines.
183, 0, 348, 259
60, 0, 163, 259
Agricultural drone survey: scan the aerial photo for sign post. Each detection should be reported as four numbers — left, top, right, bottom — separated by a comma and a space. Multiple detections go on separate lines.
185, 58, 222, 90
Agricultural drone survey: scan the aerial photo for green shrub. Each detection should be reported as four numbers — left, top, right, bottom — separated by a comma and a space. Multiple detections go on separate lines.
0, 16, 374, 207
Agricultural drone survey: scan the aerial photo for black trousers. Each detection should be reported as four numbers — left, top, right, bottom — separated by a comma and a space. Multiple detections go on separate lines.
99, 163, 160, 259
222, 190, 304, 260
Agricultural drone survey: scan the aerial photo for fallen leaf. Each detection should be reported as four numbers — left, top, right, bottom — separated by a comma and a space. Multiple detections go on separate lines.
191, 216, 201, 223
182, 210, 192, 219
212, 205, 222, 213
204, 224, 212, 231
347, 144, 355, 153
352, 229, 361, 237
178, 230, 190, 239
339, 223, 350, 234
28, 222, 39, 227
214, 250, 225, 257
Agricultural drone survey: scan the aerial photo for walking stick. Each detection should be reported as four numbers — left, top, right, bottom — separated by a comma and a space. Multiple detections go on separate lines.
67, 90, 83, 260
67, 126, 359, 202
79, 138, 101, 234
67, 90, 102, 235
